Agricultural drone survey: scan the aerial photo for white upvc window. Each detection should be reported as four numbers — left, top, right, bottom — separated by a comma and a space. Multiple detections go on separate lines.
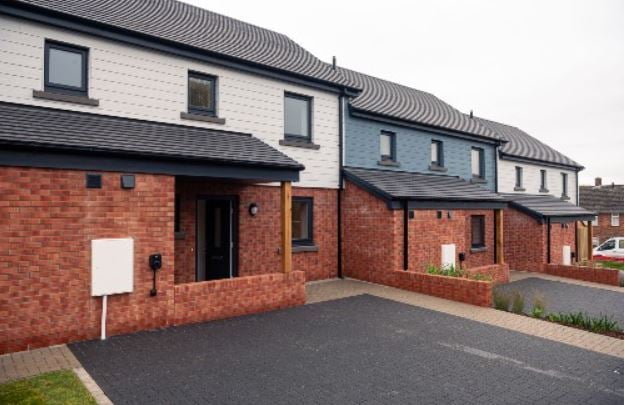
611, 213, 620, 227
592, 216, 598, 226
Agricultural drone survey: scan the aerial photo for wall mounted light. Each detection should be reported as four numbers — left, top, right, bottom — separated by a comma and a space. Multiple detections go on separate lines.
249, 203, 259, 216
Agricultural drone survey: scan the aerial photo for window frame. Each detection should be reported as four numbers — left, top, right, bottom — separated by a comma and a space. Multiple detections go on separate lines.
514, 166, 524, 189
561, 173, 568, 198
44, 40, 89, 96
431, 140, 444, 167
379, 130, 396, 162
471, 215, 486, 249
284, 92, 313, 141
592, 216, 598, 227
188, 71, 218, 116
540, 169, 548, 191
611, 213, 620, 227
471, 147, 485, 179
292, 197, 314, 246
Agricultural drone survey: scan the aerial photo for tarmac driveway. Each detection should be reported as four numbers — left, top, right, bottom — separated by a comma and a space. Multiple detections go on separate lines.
70, 295, 623, 404
495, 277, 624, 327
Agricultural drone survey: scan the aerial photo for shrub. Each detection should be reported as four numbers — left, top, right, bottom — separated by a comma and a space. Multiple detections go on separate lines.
472, 273, 492, 281
426, 264, 438, 275
492, 290, 511, 311
511, 291, 525, 314
531, 295, 545, 318
547, 312, 621, 333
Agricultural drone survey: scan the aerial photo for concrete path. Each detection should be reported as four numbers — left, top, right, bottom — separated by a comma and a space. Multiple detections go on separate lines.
306, 278, 624, 358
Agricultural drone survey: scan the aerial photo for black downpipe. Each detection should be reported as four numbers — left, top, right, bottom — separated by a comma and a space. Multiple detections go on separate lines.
546, 218, 552, 264
403, 200, 409, 270
493, 209, 497, 264
337, 94, 344, 279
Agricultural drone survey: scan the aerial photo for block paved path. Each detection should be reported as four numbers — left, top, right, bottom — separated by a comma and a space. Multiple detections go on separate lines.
70, 294, 623, 404
306, 278, 624, 358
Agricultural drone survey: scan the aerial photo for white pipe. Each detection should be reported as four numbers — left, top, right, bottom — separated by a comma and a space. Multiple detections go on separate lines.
101, 295, 107, 340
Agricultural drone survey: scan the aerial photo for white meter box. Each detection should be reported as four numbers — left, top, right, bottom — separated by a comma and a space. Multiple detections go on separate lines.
441, 244, 456, 269
91, 238, 134, 296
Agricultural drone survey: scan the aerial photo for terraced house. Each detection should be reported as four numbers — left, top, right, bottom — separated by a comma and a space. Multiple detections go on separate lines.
0, 0, 359, 353
474, 118, 595, 271
337, 68, 510, 287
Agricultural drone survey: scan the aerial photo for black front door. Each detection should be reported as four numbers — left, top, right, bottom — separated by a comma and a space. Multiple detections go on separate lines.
205, 199, 232, 280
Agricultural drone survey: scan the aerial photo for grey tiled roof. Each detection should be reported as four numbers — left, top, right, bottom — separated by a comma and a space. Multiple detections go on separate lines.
337, 67, 501, 140
343, 167, 505, 202
474, 117, 583, 169
0, 102, 304, 169
579, 185, 624, 213
500, 193, 595, 220
13, 0, 353, 87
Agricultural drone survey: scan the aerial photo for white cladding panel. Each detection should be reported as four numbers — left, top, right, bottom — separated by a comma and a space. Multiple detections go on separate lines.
91, 238, 134, 296
441, 244, 456, 269
498, 159, 577, 204
0, 15, 340, 189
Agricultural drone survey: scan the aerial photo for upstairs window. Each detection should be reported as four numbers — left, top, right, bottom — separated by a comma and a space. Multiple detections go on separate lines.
471, 147, 485, 179
514, 166, 524, 189
592, 216, 598, 226
44, 40, 88, 96
292, 197, 313, 245
471, 215, 485, 249
561, 173, 568, 198
188, 72, 217, 116
431, 140, 443, 167
284, 93, 312, 140
379, 131, 396, 162
611, 213, 620, 227
540, 169, 548, 191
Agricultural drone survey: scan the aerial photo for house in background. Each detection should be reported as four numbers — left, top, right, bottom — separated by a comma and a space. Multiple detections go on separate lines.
337, 67, 509, 284
474, 117, 595, 270
0, 0, 359, 353
580, 178, 624, 246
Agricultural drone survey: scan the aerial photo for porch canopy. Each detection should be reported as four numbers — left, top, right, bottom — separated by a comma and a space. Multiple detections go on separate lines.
0, 101, 303, 182
343, 167, 507, 209
500, 193, 596, 223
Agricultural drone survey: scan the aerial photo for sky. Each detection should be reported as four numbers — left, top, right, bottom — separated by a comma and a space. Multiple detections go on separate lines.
186, 0, 624, 185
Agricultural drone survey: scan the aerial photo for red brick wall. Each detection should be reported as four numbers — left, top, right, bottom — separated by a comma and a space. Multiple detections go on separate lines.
544, 264, 620, 286
504, 208, 546, 272
407, 209, 495, 271
0, 167, 175, 354
342, 180, 496, 283
549, 222, 576, 265
174, 179, 337, 282
174, 271, 306, 325
593, 213, 624, 244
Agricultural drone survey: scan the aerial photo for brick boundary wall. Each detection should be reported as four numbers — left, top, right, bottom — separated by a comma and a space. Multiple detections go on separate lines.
387, 270, 494, 307
543, 264, 621, 286
465, 263, 510, 284
173, 271, 306, 326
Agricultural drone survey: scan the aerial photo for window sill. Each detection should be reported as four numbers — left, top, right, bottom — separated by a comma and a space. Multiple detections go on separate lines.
279, 139, 320, 150
470, 177, 487, 184
378, 160, 400, 167
514, 187, 526, 192
175, 231, 186, 240
292, 244, 319, 253
428, 164, 447, 172
539, 188, 550, 193
180, 112, 226, 124
33, 90, 99, 106
470, 247, 487, 253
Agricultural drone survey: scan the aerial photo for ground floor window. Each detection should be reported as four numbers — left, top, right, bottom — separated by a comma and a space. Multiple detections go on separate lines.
292, 197, 313, 245
471, 215, 485, 249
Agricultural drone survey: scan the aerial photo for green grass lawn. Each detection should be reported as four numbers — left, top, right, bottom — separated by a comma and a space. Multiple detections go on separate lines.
597, 260, 624, 271
0, 370, 96, 405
